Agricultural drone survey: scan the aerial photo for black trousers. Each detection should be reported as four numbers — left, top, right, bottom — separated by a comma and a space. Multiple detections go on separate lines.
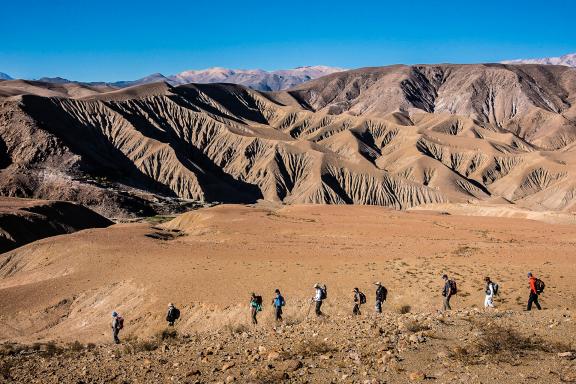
527, 292, 542, 311
275, 306, 283, 321
113, 328, 120, 344
315, 301, 323, 316
353, 303, 361, 315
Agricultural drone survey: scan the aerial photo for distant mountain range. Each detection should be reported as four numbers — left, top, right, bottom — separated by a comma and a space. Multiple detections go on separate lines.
0, 66, 343, 91
501, 52, 576, 67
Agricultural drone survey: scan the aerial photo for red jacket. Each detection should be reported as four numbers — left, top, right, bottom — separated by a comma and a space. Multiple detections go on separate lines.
529, 277, 538, 294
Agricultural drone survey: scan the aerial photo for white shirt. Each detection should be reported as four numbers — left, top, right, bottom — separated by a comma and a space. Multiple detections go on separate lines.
315, 287, 323, 301
486, 283, 494, 297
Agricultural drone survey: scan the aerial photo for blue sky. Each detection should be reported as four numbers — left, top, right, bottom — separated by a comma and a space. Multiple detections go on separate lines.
1, 0, 575, 81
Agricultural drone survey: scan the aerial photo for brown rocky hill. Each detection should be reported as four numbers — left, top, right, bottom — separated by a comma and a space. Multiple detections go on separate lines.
1, 64, 575, 217
0, 197, 112, 253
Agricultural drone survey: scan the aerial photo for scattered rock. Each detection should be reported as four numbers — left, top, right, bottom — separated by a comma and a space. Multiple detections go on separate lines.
267, 351, 281, 361
280, 359, 303, 372
409, 371, 426, 381
222, 362, 235, 371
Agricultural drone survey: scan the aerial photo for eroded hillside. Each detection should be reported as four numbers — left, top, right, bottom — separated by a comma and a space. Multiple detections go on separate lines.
1, 64, 575, 216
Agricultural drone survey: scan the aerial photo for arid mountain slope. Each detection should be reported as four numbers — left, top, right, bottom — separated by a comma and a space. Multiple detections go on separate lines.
0, 64, 575, 216
0, 198, 112, 253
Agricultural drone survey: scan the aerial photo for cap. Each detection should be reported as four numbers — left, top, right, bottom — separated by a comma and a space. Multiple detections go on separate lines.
527, 272, 533, 277
112, 311, 118, 317
168, 303, 174, 307
374, 282, 381, 286
314, 283, 320, 288
353, 287, 359, 292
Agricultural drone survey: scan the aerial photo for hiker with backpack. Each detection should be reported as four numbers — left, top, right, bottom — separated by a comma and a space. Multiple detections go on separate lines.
353, 287, 366, 315
442, 274, 457, 311
250, 293, 263, 324
313, 283, 327, 316
111, 311, 123, 344
166, 303, 180, 326
272, 289, 285, 321
527, 272, 544, 311
374, 282, 387, 313
484, 277, 498, 309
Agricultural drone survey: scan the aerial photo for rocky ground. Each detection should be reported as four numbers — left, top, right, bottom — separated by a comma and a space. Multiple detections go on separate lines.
1, 309, 575, 383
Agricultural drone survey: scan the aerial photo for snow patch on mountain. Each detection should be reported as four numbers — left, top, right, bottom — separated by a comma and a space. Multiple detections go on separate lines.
502, 52, 576, 67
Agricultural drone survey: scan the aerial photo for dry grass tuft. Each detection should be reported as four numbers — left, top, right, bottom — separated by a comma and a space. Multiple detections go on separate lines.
397, 304, 412, 314
157, 328, 178, 341
224, 322, 249, 335
291, 339, 335, 358
67, 341, 84, 352
405, 321, 430, 333
452, 324, 570, 364
0, 360, 13, 380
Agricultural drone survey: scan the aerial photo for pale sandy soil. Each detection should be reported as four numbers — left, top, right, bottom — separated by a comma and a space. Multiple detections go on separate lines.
0, 203, 574, 344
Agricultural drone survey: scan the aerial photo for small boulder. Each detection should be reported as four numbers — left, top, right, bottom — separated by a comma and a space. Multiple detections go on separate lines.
280, 359, 303, 372
408, 371, 426, 381
267, 351, 281, 361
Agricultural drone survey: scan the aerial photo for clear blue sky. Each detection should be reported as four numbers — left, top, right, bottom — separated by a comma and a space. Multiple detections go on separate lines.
1, 0, 575, 81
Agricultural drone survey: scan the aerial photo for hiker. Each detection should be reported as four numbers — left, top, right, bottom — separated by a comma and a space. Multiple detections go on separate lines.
484, 277, 496, 309
166, 303, 180, 326
374, 282, 387, 313
111, 311, 123, 344
442, 274, 457, 310
250, 292, 263, 324
527, 272, 543, 311
313, 283, 327, 316
272, 289, 285, 321
353, 287, 366, 315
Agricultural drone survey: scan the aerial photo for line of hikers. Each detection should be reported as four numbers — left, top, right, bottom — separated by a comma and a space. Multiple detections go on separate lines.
110, 273, 546, 343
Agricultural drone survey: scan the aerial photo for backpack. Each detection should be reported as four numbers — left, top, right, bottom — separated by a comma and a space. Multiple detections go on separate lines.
449, 280, 457, 295
167, 307, 180, 322
535, 279, 545, 294
277, 295, 285, 307
255, 295, 263, 306
116, 316, 124, 330
492, 283, 499, 296
376, 286, 388, 302
320, 286, 327, 300
359, 292, 367, 304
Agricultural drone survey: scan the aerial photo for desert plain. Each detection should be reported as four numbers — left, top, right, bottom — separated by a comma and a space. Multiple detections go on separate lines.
0, 202, 575, 383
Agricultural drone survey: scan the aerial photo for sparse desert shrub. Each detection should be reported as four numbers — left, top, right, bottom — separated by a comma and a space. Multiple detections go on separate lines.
67, 341, 84, 352
136, 340, 159, 352
292, 339, 335, 358
397, 305, 411, 314
224, 322, 249, 335
0, 360, 13, 380
157, 328, 178, 341
452, 324, 570, 364
44, 342, 61, 356
453, 245, 479, 257
405, 321, 430, 333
